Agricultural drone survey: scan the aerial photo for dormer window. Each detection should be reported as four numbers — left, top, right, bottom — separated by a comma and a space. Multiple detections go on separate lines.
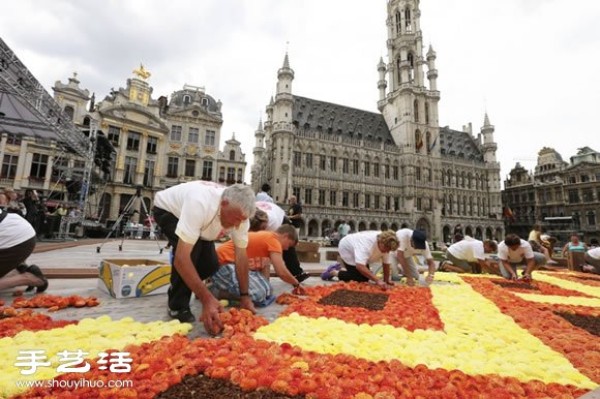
202, 98, 209, 106
183, 95, 191, 106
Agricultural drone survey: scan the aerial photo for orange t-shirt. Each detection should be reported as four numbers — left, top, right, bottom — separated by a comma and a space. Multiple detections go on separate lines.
217, 231, 282, 271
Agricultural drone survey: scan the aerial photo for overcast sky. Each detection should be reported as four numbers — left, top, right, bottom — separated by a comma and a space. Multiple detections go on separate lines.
1, 0, 598, 186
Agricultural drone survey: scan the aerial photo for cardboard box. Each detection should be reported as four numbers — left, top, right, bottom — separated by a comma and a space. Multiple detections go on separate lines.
297, 251, 321, 263
98, 259, 171, 298
296, 241, 320, 253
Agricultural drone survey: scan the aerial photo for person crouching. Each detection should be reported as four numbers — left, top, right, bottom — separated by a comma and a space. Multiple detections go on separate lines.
211, 225, 306, 306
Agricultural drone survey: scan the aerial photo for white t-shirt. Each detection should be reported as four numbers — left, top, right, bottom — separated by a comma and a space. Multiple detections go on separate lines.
396, 228, 433, 259
587, 247, 600, 260
447, 236, 485, 262
0, 212, 36, 249
255, 201, 286, 231
256, 191, 274, 203
338, 230, 390, 266
153, 181, 249, 247
497, 239, 533, 263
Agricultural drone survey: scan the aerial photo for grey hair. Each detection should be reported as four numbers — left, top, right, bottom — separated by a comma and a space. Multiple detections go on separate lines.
222, 184, 256, 218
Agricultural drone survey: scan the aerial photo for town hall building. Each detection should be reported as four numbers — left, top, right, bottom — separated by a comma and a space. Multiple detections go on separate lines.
251, 0, 504, 243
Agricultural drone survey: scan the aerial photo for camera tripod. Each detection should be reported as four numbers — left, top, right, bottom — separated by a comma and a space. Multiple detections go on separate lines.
95, 189, 163, 254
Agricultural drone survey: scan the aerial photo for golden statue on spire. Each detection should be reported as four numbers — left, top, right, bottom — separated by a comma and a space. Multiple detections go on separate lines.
133, 63, 151, 80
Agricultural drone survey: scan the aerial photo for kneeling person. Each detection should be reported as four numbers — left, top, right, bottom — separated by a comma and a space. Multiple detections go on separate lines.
498, 233, 546, 281
583, 247, 600, 274
212, 225, 305, 305
442, 237, 498, 274
321, 230, 399, 290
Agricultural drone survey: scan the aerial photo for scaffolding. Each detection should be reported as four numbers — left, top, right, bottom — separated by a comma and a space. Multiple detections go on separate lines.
0, 38, 90, 158
0, 38, 103, 239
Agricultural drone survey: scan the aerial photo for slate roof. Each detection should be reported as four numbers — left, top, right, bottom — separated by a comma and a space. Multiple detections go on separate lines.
439, 126, 483, 162
292, 95, 394, 144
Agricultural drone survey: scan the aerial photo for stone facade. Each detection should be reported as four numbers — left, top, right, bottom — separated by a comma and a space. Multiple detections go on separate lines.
251, 0, 503, 243
502, 147, 600, 245
1, 69, 246, 223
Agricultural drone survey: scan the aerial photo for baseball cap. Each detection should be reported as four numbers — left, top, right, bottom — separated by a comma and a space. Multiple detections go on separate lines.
412, 230, 427, 250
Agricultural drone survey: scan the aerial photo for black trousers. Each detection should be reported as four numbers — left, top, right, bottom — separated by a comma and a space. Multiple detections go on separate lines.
280, 216, 305, 277
153, 207, 219, 311
0, 236, 36, 278
282, 247, 304, 276
338, 263, 370, 282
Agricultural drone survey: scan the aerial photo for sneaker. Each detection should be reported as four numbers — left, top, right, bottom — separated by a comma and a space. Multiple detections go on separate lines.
296, 272, 310, 283
168, 308, 195, 323
321, 263, 341, 281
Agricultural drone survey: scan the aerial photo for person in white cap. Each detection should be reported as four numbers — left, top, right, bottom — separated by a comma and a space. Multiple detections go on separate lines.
395, 228, 436, 286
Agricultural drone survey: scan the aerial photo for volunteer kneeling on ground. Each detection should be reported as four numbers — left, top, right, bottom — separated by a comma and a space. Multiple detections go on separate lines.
497, 233, 546, 282
321, 230, 399, 290
395, 228, 437, 286
583, 247, 600, 274
439, 237, 498, 274
211, 225, 306, 305
250, 201, 310, 282
0, 208, 48, 293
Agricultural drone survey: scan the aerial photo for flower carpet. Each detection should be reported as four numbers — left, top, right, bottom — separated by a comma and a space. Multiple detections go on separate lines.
0, 270, 598, 398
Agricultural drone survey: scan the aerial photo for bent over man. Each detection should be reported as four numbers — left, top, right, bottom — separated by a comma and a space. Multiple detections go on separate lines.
153, 181, 255, 335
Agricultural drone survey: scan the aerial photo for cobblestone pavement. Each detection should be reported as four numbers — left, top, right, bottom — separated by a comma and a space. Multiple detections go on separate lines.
0, 274, 329, 340
2, 239, 335, 339
3, 239, 437, 339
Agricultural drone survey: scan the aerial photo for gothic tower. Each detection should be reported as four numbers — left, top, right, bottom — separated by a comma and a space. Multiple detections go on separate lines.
267, 53, 295, 202
380, 0, 440, 156
378, 0, 443, 236
480, 113, 502, 217
251, 119, 266, 192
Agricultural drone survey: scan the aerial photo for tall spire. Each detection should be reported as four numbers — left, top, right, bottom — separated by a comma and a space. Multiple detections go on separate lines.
283, 52, 290, 69
483, 112, 491, 126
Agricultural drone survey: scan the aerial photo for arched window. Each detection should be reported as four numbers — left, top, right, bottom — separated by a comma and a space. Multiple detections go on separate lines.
415, 130, 423, 152
229, 150, 235, 161
202, 98, 209, 106
448, 195, 453, 215
425, 102, 430, 124
397, 57, 402, 85
426, 131, 431, 154
183, 95, 191, 105
461, 171, 466, 188
413, 99, 419, 122
407, 53, 414, 81
82, 116, 91, 127
441, 170, 446, 186
64, 105, 74, 121
447, 170, 452, 186
404, 8, 411, 29
395, 10, 402, 34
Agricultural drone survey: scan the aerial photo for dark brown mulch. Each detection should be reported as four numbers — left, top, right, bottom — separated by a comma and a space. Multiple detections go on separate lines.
318, 289, 389, 310
155, 374, 304, 399
493, 281, 540, 291
554, 312, 600, 337
572, 275, 600, 282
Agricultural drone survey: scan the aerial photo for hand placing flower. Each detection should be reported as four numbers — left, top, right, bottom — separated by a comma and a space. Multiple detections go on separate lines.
292, 285, 307, 296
